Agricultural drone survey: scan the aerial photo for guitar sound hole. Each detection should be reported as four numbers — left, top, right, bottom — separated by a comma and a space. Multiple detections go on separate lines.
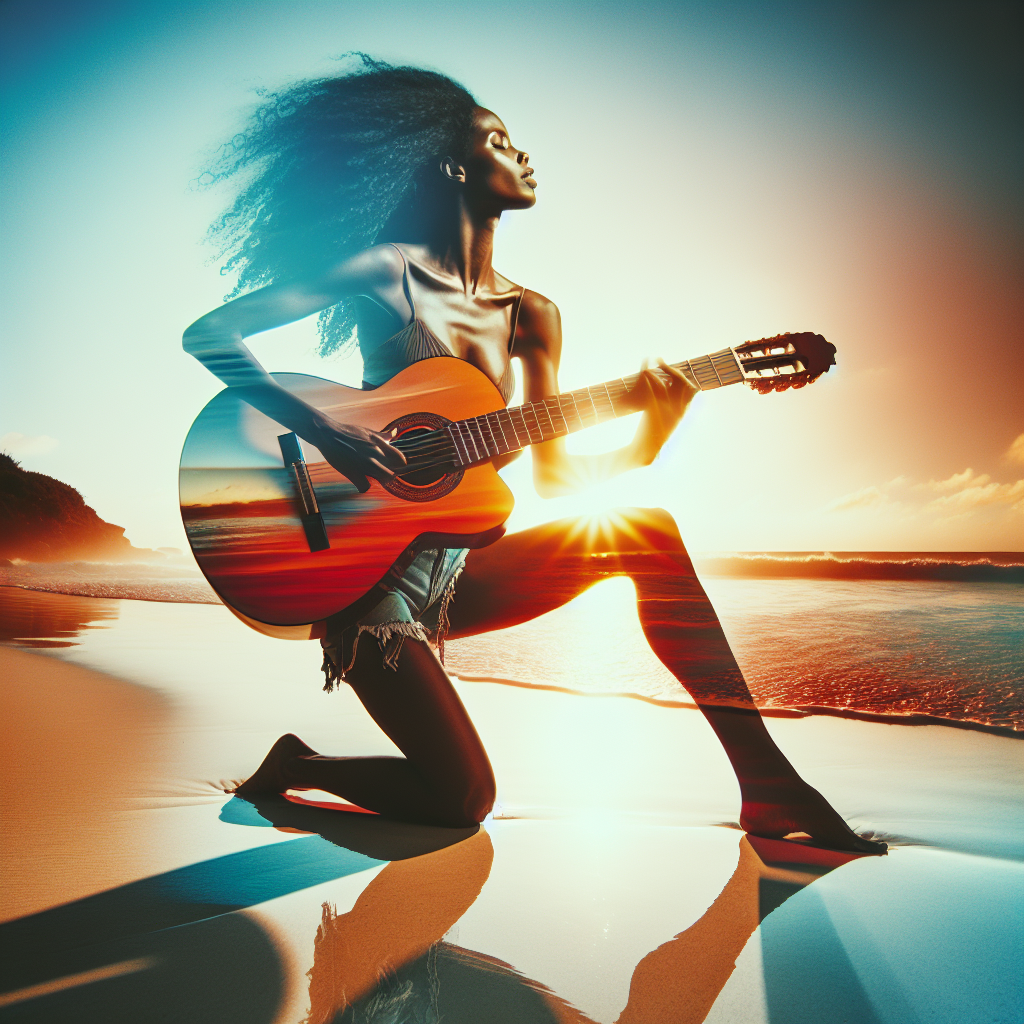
396, 427, 448, 486
380, 412, 464, 503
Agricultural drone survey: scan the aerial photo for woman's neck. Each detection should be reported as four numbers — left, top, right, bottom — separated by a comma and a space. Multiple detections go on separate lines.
427, 198, 500, 296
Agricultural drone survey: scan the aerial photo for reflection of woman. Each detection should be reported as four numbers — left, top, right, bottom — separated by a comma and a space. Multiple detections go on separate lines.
184, 57, 882, 853
299, 824, 857, 1021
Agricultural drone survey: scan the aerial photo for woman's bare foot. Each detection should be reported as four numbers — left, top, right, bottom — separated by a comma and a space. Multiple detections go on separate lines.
233, 734, 318, 797
739, 778, 887, 855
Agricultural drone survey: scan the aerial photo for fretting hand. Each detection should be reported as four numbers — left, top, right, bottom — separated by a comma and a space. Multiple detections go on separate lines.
631, 359, 698, 465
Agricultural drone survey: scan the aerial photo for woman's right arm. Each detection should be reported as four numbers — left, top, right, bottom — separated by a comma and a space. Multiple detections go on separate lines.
182, 245, 407, 491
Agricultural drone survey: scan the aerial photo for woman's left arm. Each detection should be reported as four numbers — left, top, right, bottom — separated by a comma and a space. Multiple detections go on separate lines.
515, 290, 698, 498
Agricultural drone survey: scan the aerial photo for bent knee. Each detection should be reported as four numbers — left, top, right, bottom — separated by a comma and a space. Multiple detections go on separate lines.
440, 768, 496, 827
609, 507, 686, 554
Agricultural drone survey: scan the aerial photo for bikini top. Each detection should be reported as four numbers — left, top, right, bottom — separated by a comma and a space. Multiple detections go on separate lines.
359, 243, 524, 405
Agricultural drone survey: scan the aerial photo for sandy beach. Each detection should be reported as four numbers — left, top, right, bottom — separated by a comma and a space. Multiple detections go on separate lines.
1, 586, 1022, 1022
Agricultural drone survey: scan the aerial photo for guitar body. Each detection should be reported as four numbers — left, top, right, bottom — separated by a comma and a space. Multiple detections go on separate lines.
179, 358, 513, 638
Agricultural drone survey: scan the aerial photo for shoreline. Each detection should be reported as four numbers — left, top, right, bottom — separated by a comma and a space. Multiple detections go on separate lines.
452, 673, 1024, 739
2, 582, 1021, 739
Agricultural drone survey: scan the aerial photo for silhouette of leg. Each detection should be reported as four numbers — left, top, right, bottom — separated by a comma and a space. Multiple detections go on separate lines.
235, 637, 496, 827
304, 829, 494, 1022
616, 834, 862, 1023
449, 508, 885, 853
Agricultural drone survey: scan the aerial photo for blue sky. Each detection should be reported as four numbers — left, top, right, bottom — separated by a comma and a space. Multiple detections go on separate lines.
2, 0, 1021, 552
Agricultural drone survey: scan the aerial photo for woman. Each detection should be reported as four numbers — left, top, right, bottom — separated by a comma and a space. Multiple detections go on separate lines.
184, 57, 883, 853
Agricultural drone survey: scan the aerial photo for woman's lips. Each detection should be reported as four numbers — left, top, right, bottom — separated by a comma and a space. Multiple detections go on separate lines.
523, 175, 537, 187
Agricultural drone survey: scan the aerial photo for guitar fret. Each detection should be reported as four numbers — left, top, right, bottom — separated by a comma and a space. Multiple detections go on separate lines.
568, 391, 586, 429
461, 420, 481, 463
448, 423, 470, 466
602, 382, 617, 416
469, 417, 488, 459
538, 399, 557, 440
478, 413, 499, 456
509, 406, 530, 447
451, 338, 793, 464
524, 404, 544, 444
491, 410, 512, 453
554, 394, 571, 434
712, 349, 744, 385
690, 358, 719, 389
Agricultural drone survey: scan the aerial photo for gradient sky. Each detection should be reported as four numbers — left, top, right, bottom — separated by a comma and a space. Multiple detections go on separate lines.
2, 0, 1021, 553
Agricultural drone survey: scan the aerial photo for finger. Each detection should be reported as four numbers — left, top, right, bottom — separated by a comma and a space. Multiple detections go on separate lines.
346, 470, 371, 493
662, 365, 697, 397
373, 434, 408, 465
660, 360, 695, 389
376, 444, 407, 468
645, 367, 670, 399
367, 457, 397, 479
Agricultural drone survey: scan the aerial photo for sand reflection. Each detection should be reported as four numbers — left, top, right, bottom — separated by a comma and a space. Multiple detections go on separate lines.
288, 816, 864, 1023
0, 585, 119, 647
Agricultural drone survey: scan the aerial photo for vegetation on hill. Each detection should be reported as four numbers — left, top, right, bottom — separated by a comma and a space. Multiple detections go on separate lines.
0, 452, 153, 562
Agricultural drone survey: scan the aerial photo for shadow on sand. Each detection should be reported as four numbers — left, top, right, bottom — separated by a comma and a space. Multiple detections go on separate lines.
1, 794, 881, 1023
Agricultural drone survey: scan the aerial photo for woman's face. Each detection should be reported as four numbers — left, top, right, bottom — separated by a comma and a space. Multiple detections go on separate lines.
460, 108, 537, 212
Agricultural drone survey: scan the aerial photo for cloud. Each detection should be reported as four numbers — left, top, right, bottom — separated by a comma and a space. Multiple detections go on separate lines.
0, 431, 58, 456
927, 478, 1024, 513
922, 468, 990, 493
826, 485, 888, 512
1006, 433, 1024, 467
827, 467, 1024, 519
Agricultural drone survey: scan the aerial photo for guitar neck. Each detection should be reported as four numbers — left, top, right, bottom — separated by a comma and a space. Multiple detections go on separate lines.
446, 347, 745, 467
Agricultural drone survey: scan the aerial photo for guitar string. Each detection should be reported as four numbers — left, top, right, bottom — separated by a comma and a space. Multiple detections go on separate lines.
388, 355, 762, 471
340, 347, 816, 479
390, 370, 688, 469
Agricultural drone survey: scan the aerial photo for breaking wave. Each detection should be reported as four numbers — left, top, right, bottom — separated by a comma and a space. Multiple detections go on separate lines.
695, 552, 1024, 583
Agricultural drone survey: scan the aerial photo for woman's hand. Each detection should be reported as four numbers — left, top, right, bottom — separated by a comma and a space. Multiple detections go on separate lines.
631, 360, 698, 466
309, 412, 407, 493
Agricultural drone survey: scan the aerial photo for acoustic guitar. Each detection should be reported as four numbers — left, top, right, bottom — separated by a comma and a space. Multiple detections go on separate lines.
179, 332, 835, 639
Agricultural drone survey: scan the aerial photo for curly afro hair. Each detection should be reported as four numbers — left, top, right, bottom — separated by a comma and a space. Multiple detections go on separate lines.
203, 54, 478, 355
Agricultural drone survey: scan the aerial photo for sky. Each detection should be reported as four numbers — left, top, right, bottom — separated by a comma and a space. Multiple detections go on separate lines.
2, 0, 1022, 554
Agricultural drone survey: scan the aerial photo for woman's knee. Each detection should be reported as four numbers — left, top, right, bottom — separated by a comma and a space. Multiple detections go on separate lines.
607, 507, 686, 554
438, 762, 496, 827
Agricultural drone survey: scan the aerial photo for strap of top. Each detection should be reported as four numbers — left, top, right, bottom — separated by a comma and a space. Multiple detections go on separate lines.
508, 288, 525, 356
389, 239, 524, 372
388, 243, 416, 321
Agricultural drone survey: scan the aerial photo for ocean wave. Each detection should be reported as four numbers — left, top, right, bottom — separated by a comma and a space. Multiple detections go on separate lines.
695, 552, 1024, 583
0, 561, 221, 604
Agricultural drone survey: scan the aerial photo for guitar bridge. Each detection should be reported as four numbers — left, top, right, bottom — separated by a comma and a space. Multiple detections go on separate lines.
278, 433, 330, 552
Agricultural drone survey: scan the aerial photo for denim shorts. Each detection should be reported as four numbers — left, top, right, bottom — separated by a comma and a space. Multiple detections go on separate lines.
320, 547, 468, 690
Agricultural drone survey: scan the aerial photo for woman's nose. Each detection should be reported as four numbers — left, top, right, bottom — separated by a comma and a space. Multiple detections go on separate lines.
517, 150, 530, 165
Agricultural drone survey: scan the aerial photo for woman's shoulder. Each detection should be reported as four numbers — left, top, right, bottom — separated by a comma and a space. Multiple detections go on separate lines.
516, 288, 560, 332
328, 243, 406, 290
509, 287, 561, 359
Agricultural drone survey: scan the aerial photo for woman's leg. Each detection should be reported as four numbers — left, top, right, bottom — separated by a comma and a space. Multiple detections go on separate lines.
234, 636, 496, 828
448, 508, 884, 853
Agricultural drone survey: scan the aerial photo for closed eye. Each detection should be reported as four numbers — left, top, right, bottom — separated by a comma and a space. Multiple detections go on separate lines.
489, 131, 510, 150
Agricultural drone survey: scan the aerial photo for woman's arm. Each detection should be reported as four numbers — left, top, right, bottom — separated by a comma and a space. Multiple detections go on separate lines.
182, 245, 408, 491
514, 290, 697, 498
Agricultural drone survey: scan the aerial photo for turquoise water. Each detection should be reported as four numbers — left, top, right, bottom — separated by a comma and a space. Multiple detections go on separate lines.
707, 578, 1023, 730
444, 575, 1024, 733
1, 563, 1022, 732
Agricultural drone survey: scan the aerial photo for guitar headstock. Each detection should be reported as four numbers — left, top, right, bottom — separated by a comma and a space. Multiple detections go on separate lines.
733, 332, 837, 394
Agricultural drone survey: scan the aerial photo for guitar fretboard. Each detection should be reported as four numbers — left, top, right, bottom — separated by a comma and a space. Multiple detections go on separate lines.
445, 348, 744, 467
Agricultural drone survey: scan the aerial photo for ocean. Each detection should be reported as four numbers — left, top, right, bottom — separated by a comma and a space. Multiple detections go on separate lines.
1, 552, 1021, 735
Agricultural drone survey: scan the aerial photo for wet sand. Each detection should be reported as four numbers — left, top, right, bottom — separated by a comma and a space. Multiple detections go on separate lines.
1, 588, 1022, 1022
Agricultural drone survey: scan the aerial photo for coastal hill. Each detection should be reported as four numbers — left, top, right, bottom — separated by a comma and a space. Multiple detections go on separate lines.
0, 452, 154, 562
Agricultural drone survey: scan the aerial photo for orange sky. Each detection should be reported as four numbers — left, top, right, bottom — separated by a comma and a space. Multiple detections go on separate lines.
2, 1, 1021, 552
